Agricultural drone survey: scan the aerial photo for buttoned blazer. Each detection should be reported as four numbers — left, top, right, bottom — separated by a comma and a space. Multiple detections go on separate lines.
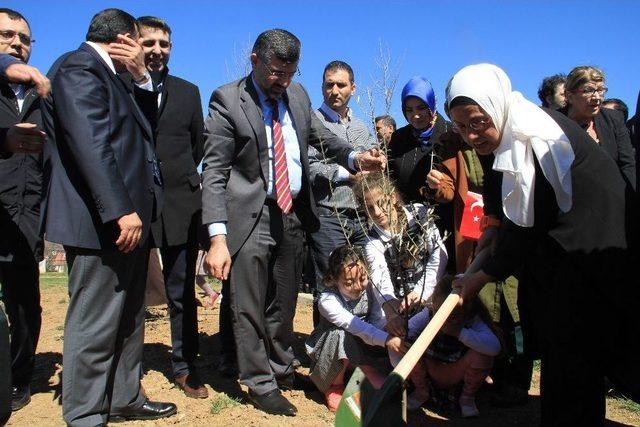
41, 43, 161, 250
0, 81, 43, 262
201, 75, 353, 255
150, 74, 204, 247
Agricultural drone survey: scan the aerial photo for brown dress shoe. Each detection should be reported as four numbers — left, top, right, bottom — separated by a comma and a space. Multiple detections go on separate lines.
175, 373, 209, 399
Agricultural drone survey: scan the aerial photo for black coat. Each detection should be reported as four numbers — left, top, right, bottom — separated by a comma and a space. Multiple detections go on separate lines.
150, 73, 204, 247
0, 82, 43, 262
388, 113, 450, 203
41, 43, 161, 250
560, 106, 636, 192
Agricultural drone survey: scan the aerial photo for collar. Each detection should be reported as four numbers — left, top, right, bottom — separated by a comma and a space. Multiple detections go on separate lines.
250, 73, 271, 106
9, 83, 24, 98
320, 102, 350, 123
85, 41, 116, 74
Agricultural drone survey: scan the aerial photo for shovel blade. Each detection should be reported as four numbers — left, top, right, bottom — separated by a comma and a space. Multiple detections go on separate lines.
335, 369, 406, 427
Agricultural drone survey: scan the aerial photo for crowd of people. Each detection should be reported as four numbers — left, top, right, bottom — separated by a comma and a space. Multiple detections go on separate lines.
1, 6, 639, 427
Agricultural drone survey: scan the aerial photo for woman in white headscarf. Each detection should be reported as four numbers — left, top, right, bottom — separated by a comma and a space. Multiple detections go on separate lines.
448, 64, 638, 425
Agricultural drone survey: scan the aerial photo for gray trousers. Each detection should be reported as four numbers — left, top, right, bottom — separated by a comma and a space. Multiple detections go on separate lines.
0, 303, 10, 425
229, 202, 303, 395
62, 245, 149, 427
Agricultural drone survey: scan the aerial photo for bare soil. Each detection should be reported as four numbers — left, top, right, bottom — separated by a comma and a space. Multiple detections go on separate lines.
6, 274, 640, 426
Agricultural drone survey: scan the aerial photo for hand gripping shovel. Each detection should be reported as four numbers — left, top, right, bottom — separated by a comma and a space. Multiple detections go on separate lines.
335, 293, 460, 427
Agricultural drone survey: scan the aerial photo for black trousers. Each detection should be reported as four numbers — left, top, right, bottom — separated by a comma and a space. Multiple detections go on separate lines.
309, 207, 368, 326
62, 245, 149, 427
159, 232, 199, 377
0, 303, 11, 424
526, 240, 640, 426
0, 253, 41, 388
228, 202, 303, 395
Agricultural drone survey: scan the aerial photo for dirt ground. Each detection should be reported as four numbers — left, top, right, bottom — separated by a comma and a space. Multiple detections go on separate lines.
6, 273, 640, 426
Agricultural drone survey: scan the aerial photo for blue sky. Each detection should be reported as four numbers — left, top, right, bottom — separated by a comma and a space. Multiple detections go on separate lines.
7, 0, 640, 125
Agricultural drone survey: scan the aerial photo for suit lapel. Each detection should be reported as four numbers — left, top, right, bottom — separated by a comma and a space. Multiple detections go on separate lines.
157, 78, 169, 118
18, 87, 38, 121
241, 77, 269, 180
594, 113, 616, 159
79, 43, 153, 139
284, 90, 307, 152
0, 84, 18, 117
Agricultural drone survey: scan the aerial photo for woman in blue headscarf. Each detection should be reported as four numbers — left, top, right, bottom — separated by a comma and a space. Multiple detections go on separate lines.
388, 76, 450, 203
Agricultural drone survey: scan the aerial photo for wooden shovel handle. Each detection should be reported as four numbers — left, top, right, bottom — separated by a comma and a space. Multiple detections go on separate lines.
392, 292, 460, 379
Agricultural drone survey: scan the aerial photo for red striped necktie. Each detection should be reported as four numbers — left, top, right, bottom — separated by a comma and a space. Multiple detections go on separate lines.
268, 99, 293, 214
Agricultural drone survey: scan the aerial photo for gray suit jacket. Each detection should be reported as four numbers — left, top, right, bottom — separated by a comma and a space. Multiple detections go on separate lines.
202, 75, 353, 255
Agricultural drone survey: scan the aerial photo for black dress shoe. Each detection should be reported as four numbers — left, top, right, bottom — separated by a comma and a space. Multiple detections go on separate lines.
277, 372, 315, 392
11, 385, 31, 411
109, 400, 177, 422
248, 389, 297, 416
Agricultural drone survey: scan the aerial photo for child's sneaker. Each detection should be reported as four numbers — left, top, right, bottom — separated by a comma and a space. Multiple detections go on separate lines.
324, 384, 344, 412
459, 395, 479, 418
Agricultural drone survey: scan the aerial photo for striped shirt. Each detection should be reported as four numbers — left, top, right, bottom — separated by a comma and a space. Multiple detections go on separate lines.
309, 103, 377, 210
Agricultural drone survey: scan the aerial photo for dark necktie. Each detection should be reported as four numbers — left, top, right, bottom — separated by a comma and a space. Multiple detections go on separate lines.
268, 99, 293, 214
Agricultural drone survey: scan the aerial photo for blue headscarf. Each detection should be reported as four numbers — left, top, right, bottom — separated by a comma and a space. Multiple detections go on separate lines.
401, 76, 437, 145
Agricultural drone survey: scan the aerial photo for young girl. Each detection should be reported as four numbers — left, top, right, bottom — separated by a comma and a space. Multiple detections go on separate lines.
305, 245, 408, 412
353, 172, 448, 324
418, 275, 501, 417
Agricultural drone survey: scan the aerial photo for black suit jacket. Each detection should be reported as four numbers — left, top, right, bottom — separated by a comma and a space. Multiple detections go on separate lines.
41, 43, 161, 250
150, 73, 204, 247
594, 107, 636, 192
202, 75, 353, 255
0, 81, 43, 262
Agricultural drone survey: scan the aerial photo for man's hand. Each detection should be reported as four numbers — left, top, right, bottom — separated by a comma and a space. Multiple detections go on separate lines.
107, 34, 148, 82
452, 271, 491, 306
355, 148, 387, 172
384, 315, 406, 338
399, 291, 422, 314
5, 62, 51, 98
348, 170, 369, 183
206, 235, 232, 281
426, 169, 445, 190
115, 212, 143, 253
385, 335, 410, 354
5, 123, 46, 154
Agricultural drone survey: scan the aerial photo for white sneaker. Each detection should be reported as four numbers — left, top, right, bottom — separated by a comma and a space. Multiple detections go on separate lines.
459, 395, 479, 418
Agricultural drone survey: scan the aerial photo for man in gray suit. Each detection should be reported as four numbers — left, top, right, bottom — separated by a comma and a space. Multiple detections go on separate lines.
202, 29, 384, 416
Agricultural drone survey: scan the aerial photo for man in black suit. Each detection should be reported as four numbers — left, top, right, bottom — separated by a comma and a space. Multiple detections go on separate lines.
0, 8, 47, 413
0, 46, 49, 425
202, 29, 384, 416
42, 9, 175, 426
137, 16, 207, 399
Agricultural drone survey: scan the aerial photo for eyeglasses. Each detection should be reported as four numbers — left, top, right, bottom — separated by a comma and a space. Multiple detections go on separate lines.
576, 86, 608, 97
452, 116, 493, 134
261, 61, 300, 79
0, 29, 34, 47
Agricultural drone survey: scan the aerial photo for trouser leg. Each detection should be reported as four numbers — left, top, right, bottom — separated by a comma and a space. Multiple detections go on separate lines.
0, 303, 11, 424
264, 209, 303, 380
0, 256, 41, 388
161, 237, 199, 377
62, 246, 146, 427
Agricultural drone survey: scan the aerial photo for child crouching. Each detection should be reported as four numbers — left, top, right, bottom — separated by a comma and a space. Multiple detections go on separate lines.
418, 275, 501, 417
305, 245, 408, 412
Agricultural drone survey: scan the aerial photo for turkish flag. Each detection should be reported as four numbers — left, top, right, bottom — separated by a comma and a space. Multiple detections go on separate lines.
460, 191, 484, 241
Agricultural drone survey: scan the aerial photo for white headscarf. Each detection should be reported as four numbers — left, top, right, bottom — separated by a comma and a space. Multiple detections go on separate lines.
446, 64, 574, 227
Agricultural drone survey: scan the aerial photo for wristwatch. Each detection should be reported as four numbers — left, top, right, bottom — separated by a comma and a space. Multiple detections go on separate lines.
480, 215, 501, 231
133, 71, 151, 84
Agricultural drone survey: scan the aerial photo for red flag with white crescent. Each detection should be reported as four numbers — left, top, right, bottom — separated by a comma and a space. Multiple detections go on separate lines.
460, 191, 484, 241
